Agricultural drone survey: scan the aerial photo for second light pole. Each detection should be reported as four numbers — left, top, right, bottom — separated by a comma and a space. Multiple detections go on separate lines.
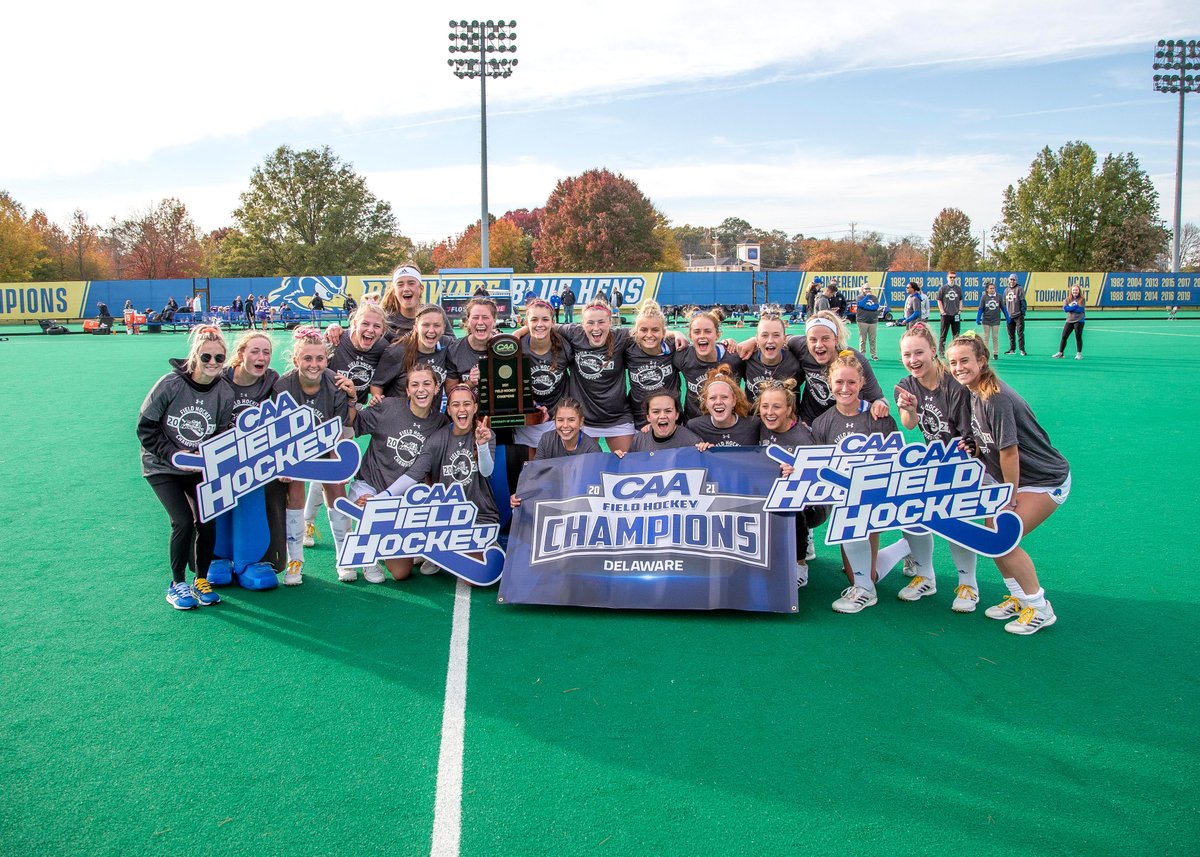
449, 19, 517, 269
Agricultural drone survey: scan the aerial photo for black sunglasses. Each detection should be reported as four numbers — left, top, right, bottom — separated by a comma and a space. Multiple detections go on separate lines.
199, 353, 226, 364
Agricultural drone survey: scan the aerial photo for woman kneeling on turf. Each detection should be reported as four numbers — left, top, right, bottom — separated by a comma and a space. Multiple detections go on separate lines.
947, 332, 1070, 635
138, 325, 235, 610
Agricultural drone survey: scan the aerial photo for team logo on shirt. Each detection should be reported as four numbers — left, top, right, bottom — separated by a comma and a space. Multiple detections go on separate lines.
970, 414, 995, 453
386, 429, 426, 468
629, 363, 672, 391
443, 448, 478, 484
333, 484, 504, 586
805, 372, 832, 404
575, 351, 615, 380
338, 358, 374, 391
764, 432, 1022, 556
531, 364, 565, 397
172, 392, 361, 521
918, 399, 950, 442
166, 405, 215, 446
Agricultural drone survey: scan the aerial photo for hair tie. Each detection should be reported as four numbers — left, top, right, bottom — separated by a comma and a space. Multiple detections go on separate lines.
838, 349, 854, 358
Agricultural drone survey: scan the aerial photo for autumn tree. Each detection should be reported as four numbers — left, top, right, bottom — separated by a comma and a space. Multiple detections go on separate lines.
799, 238, 871, 271
888, 238, 928, 271
929, 208, 979, 271
533, 169, 665, 272
220, 145, 405, 275
0, 192, 46, 282
433, 217, 530, 271
996, 141, 1166, 271
112, 198, 204, 280
29, 211, 69, 281
1178, 223, 1200, 271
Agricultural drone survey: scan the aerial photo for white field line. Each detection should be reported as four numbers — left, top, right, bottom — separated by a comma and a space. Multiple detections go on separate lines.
431, 579, 472, 857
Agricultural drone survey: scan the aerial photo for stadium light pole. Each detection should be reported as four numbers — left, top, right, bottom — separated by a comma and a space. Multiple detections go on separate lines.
448, 19, 517, 269
1153, 38, 1200, 273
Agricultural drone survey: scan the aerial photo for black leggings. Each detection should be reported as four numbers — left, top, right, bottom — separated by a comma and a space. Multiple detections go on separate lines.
795, 506, 830, 560
1058, 321, 1084, 354
147, 472, 215, 583
1006, 314, 1025, 351
938, 315, 961, 349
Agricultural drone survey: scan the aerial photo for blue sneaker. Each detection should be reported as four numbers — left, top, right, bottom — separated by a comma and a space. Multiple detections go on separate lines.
191, 577, 221, 606
166, 581, 199, 610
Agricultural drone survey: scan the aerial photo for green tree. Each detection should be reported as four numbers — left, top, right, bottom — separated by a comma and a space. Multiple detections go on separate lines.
756, 229, 794, 268
222, 145, 404, 275
714, 217, 753, 254
929, 208, 978, 271
0, 192, 47, 282
533, 168, 665, 272
996, 141, 1165, 271
671, 224, 710, 261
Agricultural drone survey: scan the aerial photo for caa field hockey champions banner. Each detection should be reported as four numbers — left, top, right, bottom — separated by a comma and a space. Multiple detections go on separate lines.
5, 270, 1198, 321
499, 448, 798, 613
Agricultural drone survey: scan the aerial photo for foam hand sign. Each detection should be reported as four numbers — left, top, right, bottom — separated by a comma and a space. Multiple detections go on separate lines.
172, 392, 361, 522
333, 484, 505, 586
764, 433, 1023, 558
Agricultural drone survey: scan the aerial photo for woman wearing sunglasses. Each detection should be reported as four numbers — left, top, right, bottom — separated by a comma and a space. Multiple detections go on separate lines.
137, 325, 236, 610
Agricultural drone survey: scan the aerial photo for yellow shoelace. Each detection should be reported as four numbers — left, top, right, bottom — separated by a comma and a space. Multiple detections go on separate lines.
907, 576, 928, 588
954, 585, 978, 601
997, 595, 1022, 613
1015, 606, 1037, 625
287, 561, 302, 574
194, 578, 213, 594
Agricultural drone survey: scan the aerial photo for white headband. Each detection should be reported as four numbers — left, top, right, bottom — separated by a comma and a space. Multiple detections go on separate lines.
805, 317, 840, 336
392, 265, 422, 282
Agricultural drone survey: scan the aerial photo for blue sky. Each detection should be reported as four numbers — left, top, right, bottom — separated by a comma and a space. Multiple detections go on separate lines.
5, 1, 1195, 251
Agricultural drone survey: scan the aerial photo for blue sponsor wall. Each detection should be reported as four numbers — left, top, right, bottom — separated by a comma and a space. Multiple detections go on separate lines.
70, 271, 1200, 319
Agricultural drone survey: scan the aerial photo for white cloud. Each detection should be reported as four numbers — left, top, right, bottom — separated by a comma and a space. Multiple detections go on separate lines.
3, 0, 1186, 181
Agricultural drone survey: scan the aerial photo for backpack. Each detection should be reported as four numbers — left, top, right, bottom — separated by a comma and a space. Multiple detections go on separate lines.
919, 292, 931, 320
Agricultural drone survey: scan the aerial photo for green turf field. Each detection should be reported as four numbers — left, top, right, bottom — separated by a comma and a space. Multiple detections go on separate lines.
2, 320, 1197, 856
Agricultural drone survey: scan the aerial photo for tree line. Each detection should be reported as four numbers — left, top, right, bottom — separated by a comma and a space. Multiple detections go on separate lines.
2, 141, 1195, 283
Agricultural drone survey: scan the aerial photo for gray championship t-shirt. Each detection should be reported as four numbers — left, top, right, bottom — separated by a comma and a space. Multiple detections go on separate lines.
222, 366, 280, 416
624, 340, 681, 427
139, 367, 236, 477
967, 381, 1069, 488
978, 293, 1005, 326
407, 426, 499, 524
560, 325, 633, 427
371, 340, 455, 398
685, 415, 762, 447
937, 282, 963, 319
273, 369, 349, 427
355, 398, 450, 492
896, 373, 972, 444
535, 430, 603, 459
674, 345, 745, 421
743, 349, 800, 404
630, 425, 704, 452
329, 336, 388, 405
810, 403, 899, 446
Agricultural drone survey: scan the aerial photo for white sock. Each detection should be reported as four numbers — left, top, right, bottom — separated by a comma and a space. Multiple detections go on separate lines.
949, 542, 978, 590
843, 540, 875, 593
286, 509, 305, 562
1003, 577, 1027, 600
304, 482, 324, 522
327, 507, 350, 556
875, 538, 911, 580
1022, 587, 1047, 610
906, 532, 935, 579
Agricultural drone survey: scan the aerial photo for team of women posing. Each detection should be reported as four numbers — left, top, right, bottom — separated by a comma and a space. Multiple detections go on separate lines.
139, 266, 1071, 635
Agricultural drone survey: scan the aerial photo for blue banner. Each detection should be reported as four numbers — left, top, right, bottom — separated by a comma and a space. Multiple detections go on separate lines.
499, 448, 797, 613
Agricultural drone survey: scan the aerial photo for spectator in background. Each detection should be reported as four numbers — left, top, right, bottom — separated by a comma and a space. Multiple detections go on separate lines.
549, 290, 562, 323
561, 284, 577, 323
256, 295, 272, 331
855, 285, 881, 360
975, 281, 1010, 359
310, 292, 326, 328
245, 293, 257, 328
936, 271, 963, 355
815, 285, 833, 313
805, 277, 823, 318
900, 281, 923, 328
1003, 274, 1027, 356
184, 296, 194, 313
1052, 283, 1086, 360
342, 293, 358, 321
612, 286, 625, 326
193, 293, 204, 315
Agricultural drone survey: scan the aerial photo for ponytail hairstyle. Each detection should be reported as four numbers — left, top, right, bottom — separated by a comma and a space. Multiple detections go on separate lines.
825, 350, 865, 384
805, 310, 849, 351
899, 322, 945, 380
184, 324, 228, 373
755, 310, 786, 336
229, 330, 273, 370
699, 364, 751, 418
950, 331, 1001, 399
552, 397, 586, 426
751, 377, 798, 420
634, 298, 667, 327
402, 304, 449, 375
581, 299, 616, 358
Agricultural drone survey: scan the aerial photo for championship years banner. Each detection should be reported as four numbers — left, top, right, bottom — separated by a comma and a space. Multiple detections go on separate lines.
499, 448, 798, 613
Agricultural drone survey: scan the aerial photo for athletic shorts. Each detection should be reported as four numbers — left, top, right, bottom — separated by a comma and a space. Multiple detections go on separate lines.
1018, 470, 1071, 506
513, 420, 555, 448
582, 421, 636, 439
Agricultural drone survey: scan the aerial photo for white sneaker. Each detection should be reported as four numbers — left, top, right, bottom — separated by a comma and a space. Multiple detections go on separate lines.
795, 561, 808, 588
902, 555, 917, 577
897, 575, 936, 601
337, 567, 358, 582
419, 559, 440, 576
1074, 353, 1082, 360
984, 595, 1022, 620
363, 564, 386, 584
832, 586, 877, 614
303, 521, 316, 548
1005, 601, 1057, 635
284, 560, 303, 586
805, 532, 816, 561
1051, 352, 1064, 358
951, 584, 979, 613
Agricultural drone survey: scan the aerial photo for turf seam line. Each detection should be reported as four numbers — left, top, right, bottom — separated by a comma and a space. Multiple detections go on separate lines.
431, 579, 472, 857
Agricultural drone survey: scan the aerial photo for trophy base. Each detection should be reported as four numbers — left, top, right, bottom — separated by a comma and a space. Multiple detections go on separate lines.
488, 410, 545, 429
